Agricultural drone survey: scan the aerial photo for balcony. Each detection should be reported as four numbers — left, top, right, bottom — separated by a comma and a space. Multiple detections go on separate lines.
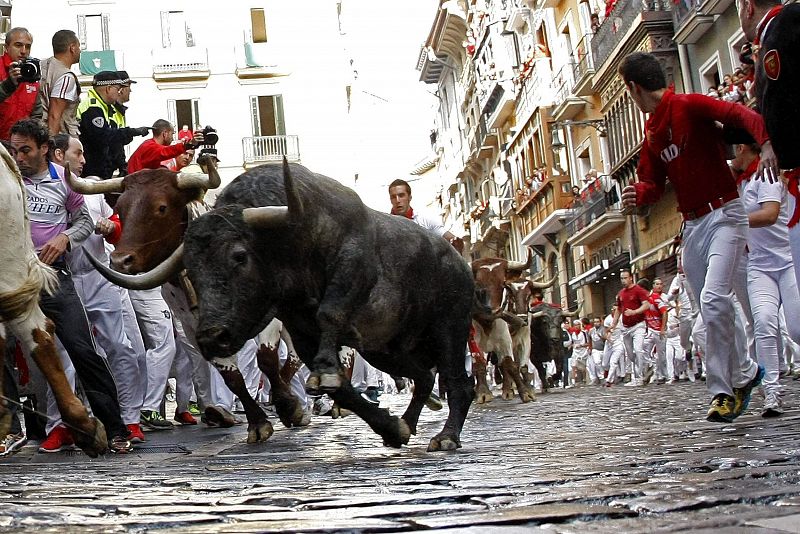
552, 63, 586, 121
570, 34, 595, 96
515, 57, 554, 121
242, 135, 301, 167
236, 42, 289, 79
483, 82, 516, 130
566, 179, 625, 246
672, 0, 715, 44
591, 0, 673, 74
152, 46, 209, 82
519, 177, 573, 246
698, 0, 734, 15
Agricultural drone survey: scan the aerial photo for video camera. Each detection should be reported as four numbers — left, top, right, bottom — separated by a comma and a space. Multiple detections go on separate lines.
193, 125, 219, 160
15, 58, 41, 83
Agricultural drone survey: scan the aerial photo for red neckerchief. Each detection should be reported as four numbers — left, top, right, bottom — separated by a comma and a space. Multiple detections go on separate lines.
735, 157, 760, 187
754, 5, 783, 45
644, 86, 675, 150
391, 207, 414, 219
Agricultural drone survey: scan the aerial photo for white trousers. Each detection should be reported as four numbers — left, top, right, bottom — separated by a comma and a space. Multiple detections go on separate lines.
786, 191, 800, 289
589, 349, 604, 381
748, 265, 800, 395
130, 289, 177, 413
604, 340, 625, 383
621, 322, 647, 379
682, 200, 757, 397
666, 335, 684, 378
72, 269, 145, 424
351, 352, 382, 391
211, 339, 260, 411
642, 330, 667, 381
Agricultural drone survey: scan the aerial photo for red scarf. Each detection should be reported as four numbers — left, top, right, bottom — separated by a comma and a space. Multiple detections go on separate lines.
754, 4, 783, 45
391, 207, 414, 219
735, 157, 760, 187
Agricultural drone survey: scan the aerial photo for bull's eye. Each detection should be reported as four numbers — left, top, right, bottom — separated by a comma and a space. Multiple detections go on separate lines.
231, 250, 248, 265
158, 205, 167, 214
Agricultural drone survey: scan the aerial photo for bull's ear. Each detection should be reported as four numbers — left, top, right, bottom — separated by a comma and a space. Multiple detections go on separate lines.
282, 156, 304, 224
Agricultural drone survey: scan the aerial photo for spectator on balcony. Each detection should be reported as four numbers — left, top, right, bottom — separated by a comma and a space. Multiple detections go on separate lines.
126, 119, 203, 174
178, 125, 193, 143
0, 27, 44, 141
39, 29, 81, 137
618, 51, 778, 423
77, 71, 149, 180
591, 13, 601, 33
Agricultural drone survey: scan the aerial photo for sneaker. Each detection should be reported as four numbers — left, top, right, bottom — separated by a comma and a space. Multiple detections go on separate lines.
187, 402, 202, 416
127, 423, 146, 444
0, 433, 28, 456
624, 378, 641, 387
109, 435, 132, 454
643, 366, 654, 385
707, 393, 737, 423
425, 392, 443, 411
603, 381, 612, 388
360, 392, 379, 405
174, 411, 198, 425
38, 425, 74, 453
140, 410, 174, 430
733, 364, 765, 417
761, 391, 784, 418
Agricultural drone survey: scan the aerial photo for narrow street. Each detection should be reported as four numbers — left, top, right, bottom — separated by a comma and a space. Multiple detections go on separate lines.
2, 379, 799, 532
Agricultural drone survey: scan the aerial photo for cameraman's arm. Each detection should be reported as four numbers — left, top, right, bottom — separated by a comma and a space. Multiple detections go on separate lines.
0, 76, 16, 103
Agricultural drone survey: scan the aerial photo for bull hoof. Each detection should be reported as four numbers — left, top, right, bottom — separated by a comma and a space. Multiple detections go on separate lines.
474, 384, 494, 404
305, 374, 321, 394
519, 389, 536, 403
204, 406, 236, 428
247, 420, 274, 443
274, 394, 308, 428
383, 418, 411, 448
427, 432, 461, 452
72, 418, 108, 458
331, 404, 352, 419
319, 372, 342, 392
501, 389, 515, 401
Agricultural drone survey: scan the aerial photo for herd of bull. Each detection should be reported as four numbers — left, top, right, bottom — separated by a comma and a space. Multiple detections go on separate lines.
1, 147, 578, 457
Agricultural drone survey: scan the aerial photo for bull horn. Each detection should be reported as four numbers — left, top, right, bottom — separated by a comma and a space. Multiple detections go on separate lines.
506, 247, 532, 272
198, 155, 221, 189
175, 171, 211, 190
562, 300, 584, 318
86, 245, 184, 290
282, 156, 304, 223
64, 163, 125, 195
528, 276, 556, 289
242, 206, 290, 228
531, 310, 546, 318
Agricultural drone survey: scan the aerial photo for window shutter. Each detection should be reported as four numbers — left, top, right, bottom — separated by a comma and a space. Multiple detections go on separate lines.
251, 8, 267, 43
191, 99, 200, 128
167, 99, 177, 132
250, 96, 260, 136
101, 13, 111, 50
274, 95, 285, 136
77, 15, 87, 50
160, 11, 171, 48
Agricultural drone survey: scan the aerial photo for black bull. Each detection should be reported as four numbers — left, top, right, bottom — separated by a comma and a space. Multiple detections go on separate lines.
528, 302, 571, 390
182, 161, 475, 451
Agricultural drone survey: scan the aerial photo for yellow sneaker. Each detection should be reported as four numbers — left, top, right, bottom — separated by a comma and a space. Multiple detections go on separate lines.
706, 393, 736, 423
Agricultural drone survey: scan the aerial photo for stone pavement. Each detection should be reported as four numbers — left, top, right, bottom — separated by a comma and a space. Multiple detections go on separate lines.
1, 378, 800, 533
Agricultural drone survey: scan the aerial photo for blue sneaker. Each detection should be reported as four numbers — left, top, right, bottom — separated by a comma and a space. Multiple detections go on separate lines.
733, 364, 765, 417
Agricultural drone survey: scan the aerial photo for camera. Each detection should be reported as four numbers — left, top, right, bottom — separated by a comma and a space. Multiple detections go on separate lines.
16, 58, 41, 83
194, 125, 218, 159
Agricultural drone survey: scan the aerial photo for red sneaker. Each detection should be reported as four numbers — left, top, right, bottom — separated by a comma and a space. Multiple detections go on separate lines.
38, 425, 75, 453
174, 411, 197, 425
127, 423, 146, 443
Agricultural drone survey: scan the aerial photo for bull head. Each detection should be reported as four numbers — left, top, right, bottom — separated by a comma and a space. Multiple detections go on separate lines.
239, 158, 299, 229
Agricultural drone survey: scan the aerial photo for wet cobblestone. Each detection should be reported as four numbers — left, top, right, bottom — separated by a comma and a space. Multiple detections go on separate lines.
1, 379, 799, 532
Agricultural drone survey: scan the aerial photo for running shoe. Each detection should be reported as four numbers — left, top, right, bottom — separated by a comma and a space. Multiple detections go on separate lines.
127, 423, 146, 443
733, 364, 765, 417
761, 391, 784, 418
174, 411, 198, 425
0, 432, 28, 456
109, 435, 133, 454
707, 393, 736, 423
140, 410, 174, 430
38, 425, 74, 453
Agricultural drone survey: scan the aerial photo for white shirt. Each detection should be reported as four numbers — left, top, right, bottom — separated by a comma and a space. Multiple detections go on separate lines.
50, 72, 79, 102
411, 211, 447, 237
739, 176, 793, 271
604, 313, 621, 343
67, 193, 112, 274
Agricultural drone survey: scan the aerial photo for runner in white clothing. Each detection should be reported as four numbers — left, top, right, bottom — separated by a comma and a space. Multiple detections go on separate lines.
734, 142, 800, 416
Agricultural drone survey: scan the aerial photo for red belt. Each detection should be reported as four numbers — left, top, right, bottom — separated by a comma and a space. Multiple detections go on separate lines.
681, 190, 739, 221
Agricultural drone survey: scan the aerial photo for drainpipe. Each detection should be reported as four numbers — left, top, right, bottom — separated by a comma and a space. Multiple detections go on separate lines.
677, 44, 693, 93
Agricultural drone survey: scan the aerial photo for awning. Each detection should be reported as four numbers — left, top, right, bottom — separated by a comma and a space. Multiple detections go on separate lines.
520, 208, 569, 246
568, 252, 630, 290
630, 238, 675, 274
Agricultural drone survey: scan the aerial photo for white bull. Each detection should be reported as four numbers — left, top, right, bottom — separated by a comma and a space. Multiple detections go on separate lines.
0, 144, 106, 457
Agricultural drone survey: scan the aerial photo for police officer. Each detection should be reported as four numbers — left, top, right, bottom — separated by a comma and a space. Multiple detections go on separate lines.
76, 71, 147, 180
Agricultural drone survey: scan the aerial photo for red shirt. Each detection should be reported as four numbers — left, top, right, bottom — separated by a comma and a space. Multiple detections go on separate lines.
127, 139, 187, 173
616, 284, 650, 327
644, 291, 668, 331
633, 90, 769, 214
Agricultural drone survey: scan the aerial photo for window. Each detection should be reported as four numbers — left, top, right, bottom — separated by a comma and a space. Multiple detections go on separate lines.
728, 29, 747, 69
77, 13, 110, 50
250, 95, 285, 137
699, 52, 722, 93
161, 10, 194, 48
251, 8, 267, 43
167, 99, 201, 132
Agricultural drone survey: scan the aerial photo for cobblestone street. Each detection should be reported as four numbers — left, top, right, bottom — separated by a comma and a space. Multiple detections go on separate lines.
2, 379, 800, 533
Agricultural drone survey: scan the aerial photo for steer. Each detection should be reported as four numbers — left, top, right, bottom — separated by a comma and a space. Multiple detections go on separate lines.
65, 159, 306, 444
0, 144, 106, 457
155, 160, 475, 451
471, 254, 553, 403
529, 302, 579, 390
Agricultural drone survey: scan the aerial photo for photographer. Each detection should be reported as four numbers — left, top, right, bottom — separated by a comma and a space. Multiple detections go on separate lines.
126, 119, 204, 173
40, 30, 81, 137
0, 27, 44, 141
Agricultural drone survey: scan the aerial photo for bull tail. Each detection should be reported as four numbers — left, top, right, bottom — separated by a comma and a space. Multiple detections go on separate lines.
0, 255, 58, 322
